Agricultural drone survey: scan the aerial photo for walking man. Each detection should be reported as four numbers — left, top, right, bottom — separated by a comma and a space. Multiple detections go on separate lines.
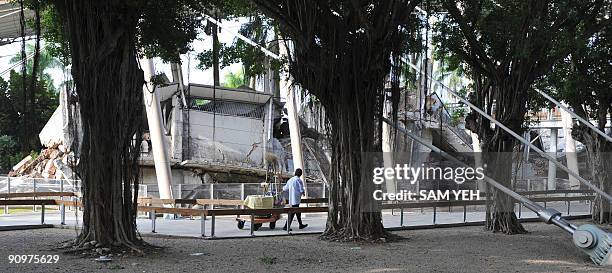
283, 168, 308, 230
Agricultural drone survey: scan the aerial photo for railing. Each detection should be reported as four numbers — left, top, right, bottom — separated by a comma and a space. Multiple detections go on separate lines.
0, 192, 76, 225
142, 182, 328, 200
0, 190, 594, 238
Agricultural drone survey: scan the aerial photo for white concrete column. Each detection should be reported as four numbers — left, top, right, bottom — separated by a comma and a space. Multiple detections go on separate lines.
561, 110, 580, 189
470, 131, 486, 192
141, 58, 174, 199
286, 86, 307, 196
382, 100, 396, 194
547, 128, 558, 190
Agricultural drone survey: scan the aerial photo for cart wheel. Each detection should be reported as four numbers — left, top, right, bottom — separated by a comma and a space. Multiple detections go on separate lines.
237, 220, 245, 229
269, 221, 276, 229
254, 223, 263, 231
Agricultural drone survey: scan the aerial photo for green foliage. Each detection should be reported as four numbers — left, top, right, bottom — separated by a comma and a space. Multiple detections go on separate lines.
433, 0, 607, 122
450, 107, 467, 126
10, 45, 63, 90
39, 3, 70, 66
259, 256, 277, 265
0, 135, 25, 174
39, 0, 253, 64
137, 0, 212, 62
0, 71, 58, 156
197, 13, 282, 80
540, 14, 611, 121
222, 68, 245, 88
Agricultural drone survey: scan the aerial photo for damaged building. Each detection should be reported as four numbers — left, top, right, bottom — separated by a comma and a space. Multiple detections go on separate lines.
11, 79, 331, 199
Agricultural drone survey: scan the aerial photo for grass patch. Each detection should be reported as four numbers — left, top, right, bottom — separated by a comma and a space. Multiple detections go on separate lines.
3, 206, 59, 214
260, 256, 277, 265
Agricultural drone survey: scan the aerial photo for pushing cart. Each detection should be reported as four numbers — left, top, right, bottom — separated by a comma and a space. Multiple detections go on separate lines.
236, 174, 285, 231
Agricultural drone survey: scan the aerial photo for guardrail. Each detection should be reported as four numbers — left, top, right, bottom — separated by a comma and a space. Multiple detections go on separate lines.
0, 191, 595, 238
0, 192, 76, 225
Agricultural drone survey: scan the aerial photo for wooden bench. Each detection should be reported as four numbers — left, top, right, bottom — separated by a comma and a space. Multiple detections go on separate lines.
0, 191, 596, 238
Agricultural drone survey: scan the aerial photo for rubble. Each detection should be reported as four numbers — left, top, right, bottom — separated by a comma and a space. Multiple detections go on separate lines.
8, 143, 76, 179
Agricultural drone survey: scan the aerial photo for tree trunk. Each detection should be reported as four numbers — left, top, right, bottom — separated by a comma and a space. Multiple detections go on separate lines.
321, 85, 388, 241
483, 138, 527, 234
478, 83, 527, 234
53, 0, 145, 251
252, 0, 416, 242
573, 125, 612, 224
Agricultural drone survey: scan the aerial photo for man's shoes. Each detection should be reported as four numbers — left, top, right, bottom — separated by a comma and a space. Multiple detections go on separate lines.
282, 225, 292, 231
299, 224, 308, 229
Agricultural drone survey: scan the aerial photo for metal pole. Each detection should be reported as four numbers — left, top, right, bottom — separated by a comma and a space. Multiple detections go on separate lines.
547, 128, 558, 190
250, 213, 255, 236
60, 203, 65, 225
241, 184, 245, 200
201, 214, 206, 237
211, 214, 216, 238
210, 184, 214, 209
41, 204, 45, 224
433, 205, 436, 224
33, 179, 37, 212
176, 184, 182, 219
286, 211, 291, 234
4, 177, 9, 214
151, 210, 156, 233
400, 207, 404, 227
384, 118, 576, 234
463, 204, 467, 222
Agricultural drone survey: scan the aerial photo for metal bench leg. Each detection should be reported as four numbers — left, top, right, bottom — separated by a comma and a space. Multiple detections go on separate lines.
151, 210, 156, 233
211, 214, 215, 238
433, 205, 436, 224
60, 204, 66, 225
201, 214, 206, 237
250, 213, 255, 236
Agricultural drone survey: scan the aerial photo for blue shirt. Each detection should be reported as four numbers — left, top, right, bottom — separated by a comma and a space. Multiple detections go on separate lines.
283, 176, 304, 205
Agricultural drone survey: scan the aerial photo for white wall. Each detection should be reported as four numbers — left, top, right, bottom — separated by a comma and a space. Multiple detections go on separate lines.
187, 111, 265, 165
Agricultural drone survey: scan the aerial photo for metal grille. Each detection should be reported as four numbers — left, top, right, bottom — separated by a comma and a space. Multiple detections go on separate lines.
189, 97, 265, 119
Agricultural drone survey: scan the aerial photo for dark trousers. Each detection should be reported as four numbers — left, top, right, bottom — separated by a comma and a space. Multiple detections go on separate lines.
286, 204, 303, 227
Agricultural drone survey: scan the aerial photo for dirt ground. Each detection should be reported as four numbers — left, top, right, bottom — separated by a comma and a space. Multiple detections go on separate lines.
0, 221, 609, 273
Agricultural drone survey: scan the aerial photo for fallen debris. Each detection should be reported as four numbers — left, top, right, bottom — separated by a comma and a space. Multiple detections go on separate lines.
9, 144, 76, 179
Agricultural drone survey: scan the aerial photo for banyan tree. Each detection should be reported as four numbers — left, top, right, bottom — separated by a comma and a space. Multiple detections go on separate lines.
252, 0, 421, 241
436, 0, 608, 233
52, 0, 145, 250
49, 0, 211, 250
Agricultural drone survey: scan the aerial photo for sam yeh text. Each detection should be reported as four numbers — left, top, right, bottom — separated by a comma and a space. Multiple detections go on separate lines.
372, 190, 481, 201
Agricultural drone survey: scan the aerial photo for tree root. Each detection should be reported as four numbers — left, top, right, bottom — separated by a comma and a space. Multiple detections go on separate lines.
486, 211, 527, 235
